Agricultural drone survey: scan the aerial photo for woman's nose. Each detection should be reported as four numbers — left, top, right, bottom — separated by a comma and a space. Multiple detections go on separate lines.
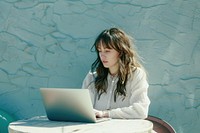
99, 52, 106, 59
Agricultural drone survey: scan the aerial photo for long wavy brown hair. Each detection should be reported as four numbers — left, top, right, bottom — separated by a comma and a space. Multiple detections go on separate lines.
91, 28, 144, 102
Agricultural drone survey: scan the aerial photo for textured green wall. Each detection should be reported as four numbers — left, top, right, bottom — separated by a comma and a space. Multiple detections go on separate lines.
0, 0, 200, 133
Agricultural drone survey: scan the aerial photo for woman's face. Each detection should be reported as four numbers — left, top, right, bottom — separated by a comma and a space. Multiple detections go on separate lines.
97, 44, 120, 73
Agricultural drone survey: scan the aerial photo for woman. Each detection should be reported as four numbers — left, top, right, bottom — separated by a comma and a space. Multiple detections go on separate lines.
82, 28, 150, 119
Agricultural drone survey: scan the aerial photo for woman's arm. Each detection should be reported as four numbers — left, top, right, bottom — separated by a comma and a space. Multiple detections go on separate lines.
108, 68, 150, 119
82, 71, 96, 106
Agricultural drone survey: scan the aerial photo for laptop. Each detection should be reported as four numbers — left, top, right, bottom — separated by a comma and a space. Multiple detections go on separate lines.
40, 88, 110, 123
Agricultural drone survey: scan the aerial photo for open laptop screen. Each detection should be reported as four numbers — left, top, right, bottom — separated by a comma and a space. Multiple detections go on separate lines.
40, 88, 97, 123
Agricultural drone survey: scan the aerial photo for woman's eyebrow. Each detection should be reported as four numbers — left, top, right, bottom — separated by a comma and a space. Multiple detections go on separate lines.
96, 44, 112, 50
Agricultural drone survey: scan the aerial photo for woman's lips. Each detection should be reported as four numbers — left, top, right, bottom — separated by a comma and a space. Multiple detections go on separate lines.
102, 61, 108, 64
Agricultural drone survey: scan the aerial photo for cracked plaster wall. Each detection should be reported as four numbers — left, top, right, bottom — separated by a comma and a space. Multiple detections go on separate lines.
0, 0, 200, 133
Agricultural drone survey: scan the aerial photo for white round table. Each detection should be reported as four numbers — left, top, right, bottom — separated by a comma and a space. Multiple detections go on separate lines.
9, 116, 154, 133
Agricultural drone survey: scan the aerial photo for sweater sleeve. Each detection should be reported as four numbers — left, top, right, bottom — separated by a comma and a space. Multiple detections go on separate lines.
81, 71, 96, 106
109, 68, 150, 119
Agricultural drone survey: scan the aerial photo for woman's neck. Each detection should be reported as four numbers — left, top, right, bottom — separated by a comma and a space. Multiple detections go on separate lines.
109, 67, 119, 77
110, 71, 118, 76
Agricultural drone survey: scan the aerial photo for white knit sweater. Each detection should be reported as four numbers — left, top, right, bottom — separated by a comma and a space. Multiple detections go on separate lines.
82, 67, 150, 119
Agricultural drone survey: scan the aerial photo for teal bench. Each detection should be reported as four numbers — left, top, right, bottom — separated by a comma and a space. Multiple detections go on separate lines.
0, 110, 16, 133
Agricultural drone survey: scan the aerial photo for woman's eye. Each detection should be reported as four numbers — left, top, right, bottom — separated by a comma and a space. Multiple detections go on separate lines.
105, 49, 111, 52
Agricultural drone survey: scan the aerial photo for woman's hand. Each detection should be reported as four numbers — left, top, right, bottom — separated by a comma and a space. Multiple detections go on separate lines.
94, 109, 103, 118
93, 109, 109, 118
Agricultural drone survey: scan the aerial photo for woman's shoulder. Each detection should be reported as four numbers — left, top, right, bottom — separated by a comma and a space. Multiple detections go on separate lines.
133, 67, 146, 73
84, 70, 97, 81
82, 70, 96, 89
131, 67, 147, 79
87, 70, 97, 77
